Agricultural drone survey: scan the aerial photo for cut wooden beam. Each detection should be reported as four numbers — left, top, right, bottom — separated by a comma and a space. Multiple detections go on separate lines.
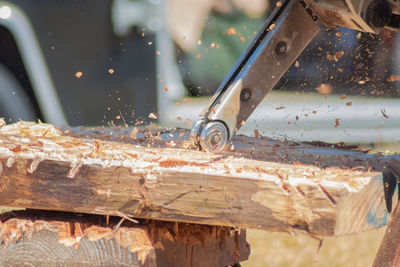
0, 210, 249, 267
61, 124, 400, 172
0, 122, 396, 236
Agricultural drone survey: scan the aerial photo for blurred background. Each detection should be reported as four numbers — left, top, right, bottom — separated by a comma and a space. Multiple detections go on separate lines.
0, 0, 399, 265
0, 0, 399, 144
0, 0, 399, 143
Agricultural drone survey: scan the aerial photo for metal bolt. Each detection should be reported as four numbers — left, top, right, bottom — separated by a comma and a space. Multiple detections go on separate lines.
276, 41, 288, 55
199, 121, 228, 152
210, 132, 222, 146
240, 88, 252, 102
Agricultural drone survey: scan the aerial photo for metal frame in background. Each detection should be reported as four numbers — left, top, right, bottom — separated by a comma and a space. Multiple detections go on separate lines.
0, 2, 66, 125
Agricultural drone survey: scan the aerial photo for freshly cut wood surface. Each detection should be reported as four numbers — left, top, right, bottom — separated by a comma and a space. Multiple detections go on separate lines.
0, 121, 396, 236
0, 210, 249, 267
61, 123, 400, 172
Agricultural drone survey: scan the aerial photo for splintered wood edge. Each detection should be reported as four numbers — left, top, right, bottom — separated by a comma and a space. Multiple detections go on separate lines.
0, 122, 390, 236
0, 218, 154, 264
0, 213, 249, 266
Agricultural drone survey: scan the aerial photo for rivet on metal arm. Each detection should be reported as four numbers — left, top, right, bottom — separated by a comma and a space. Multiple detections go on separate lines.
240, 88, 252, 102
276, 40, 288, 55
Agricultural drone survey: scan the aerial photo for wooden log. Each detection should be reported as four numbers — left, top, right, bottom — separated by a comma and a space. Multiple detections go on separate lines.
61, 124, 400, 172
373, 163, 400, 267
373, 204, 400, 267
0, 210, 249, 267
0, 121, 396, 236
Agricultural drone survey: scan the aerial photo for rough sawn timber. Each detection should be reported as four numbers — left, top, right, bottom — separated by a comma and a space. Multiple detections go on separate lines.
0, 121, 394, 236
0, 210, 249, 267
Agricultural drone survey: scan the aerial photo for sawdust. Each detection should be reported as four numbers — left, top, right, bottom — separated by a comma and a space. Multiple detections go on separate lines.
0, 121, 61, 138
158, 158, 209, 168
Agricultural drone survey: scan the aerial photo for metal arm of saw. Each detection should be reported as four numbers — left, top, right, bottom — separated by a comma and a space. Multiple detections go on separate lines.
190, 0, 400, 152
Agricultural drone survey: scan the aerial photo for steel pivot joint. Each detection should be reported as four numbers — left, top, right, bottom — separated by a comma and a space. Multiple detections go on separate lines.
190, 119, 229, 152
191, 0, 400, 153
191, 0, 320, 152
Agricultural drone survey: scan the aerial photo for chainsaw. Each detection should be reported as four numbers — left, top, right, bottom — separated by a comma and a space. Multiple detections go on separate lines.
190, 0, 400, 152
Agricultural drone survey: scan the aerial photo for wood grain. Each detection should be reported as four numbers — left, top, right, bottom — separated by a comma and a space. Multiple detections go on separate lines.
0, 210, 249, 267
373, 200, 400, 266
0, 122, 395, 236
